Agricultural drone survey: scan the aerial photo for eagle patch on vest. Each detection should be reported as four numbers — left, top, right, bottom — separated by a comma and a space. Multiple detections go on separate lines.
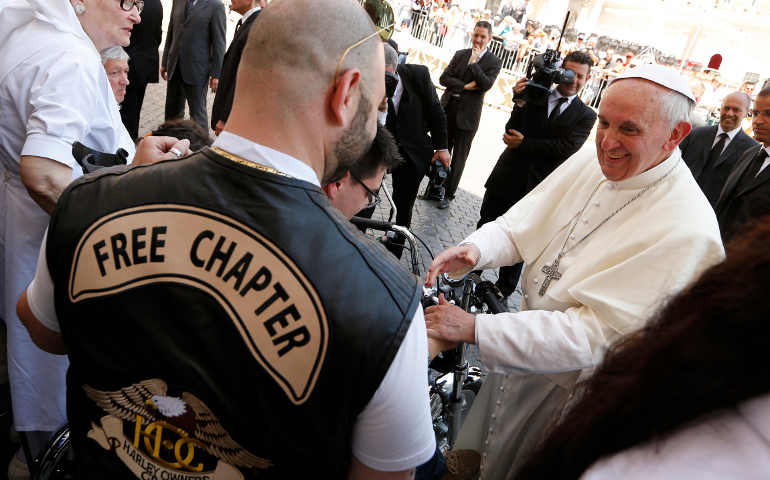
85, 378, 270, 479
68, 205, 328, 405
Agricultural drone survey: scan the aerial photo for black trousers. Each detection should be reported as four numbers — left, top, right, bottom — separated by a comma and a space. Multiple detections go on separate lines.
385, 160, 425, 259
120, 72, 149, 140
392, 160, 423, 230
478, 188, 523, 296
444, 98, 477, 199
164, 69, 208, 130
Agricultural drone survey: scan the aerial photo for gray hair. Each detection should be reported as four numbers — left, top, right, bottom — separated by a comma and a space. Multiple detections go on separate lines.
658, 88, 694, 128
383, 43, 398, 70
100, 46, 129, 64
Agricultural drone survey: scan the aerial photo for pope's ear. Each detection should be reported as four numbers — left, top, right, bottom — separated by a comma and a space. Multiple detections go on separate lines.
666, 121, 693, 151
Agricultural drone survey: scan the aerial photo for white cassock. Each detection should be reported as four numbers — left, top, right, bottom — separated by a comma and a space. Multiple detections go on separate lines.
0, 0, 134, 432
451, 145, 725, 480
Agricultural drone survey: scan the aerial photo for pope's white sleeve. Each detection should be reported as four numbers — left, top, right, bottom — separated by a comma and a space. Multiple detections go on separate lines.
474, 305, 619, 375
351, 307, 435, 472
25, 231, 61, 333
462, 215, 523, 272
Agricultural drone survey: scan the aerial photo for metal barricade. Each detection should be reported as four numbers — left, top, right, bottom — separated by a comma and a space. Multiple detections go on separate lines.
579, 70, 615, 110
409, 11, 448, 48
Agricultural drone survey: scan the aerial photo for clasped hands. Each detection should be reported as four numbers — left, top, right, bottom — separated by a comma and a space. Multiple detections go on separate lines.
424, 244, 481, 358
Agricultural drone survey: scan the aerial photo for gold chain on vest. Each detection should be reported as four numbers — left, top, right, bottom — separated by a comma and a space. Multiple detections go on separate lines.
211, 146, 292, 178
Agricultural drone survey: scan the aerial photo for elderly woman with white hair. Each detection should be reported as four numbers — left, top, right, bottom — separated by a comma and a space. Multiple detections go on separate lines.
101, 45, 131, 104
0, 1, 190, 477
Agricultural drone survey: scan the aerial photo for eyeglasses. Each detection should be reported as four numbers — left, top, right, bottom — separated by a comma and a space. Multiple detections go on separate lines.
120, 0, 144, 14
350, 172, 382, 209
748, 109, 770, 119
333, 24, 392, 85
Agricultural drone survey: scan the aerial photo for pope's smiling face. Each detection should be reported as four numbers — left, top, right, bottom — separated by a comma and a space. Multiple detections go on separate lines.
595, 79, 679, 182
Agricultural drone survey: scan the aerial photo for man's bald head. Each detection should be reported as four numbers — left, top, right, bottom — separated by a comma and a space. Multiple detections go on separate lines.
238, 0, 383, 100
719, 91, 751, 132
228, 0, 386, 185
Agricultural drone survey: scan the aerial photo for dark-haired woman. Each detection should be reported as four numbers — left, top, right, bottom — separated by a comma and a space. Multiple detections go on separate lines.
517, 219, 770, 479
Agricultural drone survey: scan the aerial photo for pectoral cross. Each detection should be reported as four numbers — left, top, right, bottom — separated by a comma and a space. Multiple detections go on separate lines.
539, 258, 562, 296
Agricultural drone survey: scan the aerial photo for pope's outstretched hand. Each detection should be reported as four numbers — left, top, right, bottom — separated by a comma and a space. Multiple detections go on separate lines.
425, 244, 481, 287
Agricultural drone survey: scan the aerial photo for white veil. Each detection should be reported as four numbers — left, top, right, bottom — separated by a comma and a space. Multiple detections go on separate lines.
0, 0, 92, 48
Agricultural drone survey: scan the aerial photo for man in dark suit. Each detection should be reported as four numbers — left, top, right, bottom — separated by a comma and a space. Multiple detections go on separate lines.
439, 21, 502, 209
382, 44, 449, 257
211, 0, 265, 135
715, 87, 770, 244
120, 0, 162, 140
479, 50, 597, 298
161, 0, 226, 130
680, 91, 757, 206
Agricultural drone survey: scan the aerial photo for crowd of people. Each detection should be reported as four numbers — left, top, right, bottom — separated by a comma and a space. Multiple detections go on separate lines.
1, 0, 770, 479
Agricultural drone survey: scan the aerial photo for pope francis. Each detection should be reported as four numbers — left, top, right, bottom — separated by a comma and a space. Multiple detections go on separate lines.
424, 65, 726, 479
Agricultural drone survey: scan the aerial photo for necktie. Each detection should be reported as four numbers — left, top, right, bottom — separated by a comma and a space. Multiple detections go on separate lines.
548, 97, 568, 122
699, 132, 728, 178
752, 149, 769, 178
184, 0, 194, 19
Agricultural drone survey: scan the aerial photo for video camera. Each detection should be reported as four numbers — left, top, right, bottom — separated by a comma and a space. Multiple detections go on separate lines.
423, 158, 450, 201
513, 11, 575, 107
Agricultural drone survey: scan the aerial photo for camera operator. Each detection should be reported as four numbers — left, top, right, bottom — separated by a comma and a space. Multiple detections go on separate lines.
382, 43, 449, 258
480, 50, 597, 299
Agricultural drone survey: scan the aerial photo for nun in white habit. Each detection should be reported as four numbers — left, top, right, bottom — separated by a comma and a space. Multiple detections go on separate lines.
424, 65, 726, 480
0, 0, 139, 463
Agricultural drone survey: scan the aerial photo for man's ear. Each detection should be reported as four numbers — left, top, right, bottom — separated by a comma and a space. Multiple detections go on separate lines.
322, 182, 339, 200
329, 68, 361, 127
665, 121, 693, 152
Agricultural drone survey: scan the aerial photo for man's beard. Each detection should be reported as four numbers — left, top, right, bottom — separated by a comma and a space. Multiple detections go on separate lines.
323, 93, 374, 185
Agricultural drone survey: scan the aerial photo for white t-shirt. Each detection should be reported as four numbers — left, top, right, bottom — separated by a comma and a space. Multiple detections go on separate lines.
26, 132, 435, 472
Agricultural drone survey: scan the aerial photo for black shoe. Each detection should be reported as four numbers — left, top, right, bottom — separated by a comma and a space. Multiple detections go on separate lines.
438, 198, 450, 209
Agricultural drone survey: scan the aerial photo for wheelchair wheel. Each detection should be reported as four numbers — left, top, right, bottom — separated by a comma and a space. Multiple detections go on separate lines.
36, 424, 75, 480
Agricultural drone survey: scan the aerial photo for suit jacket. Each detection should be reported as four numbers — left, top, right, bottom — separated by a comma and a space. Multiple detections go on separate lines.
125, 0, 162, 85
161, 0, 226, 86
679, 125, 758, 206
715, 144, 770, 242
211, 8, 260, 129
439, 48, 502, 132
485, 95, 597, 197
387, 64, 448, 177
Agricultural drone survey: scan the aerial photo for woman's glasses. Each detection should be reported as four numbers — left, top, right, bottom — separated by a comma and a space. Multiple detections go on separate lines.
120, 0, 144, 14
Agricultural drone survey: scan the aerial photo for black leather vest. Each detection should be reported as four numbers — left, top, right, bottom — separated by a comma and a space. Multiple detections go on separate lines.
46, 149, 422, 479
